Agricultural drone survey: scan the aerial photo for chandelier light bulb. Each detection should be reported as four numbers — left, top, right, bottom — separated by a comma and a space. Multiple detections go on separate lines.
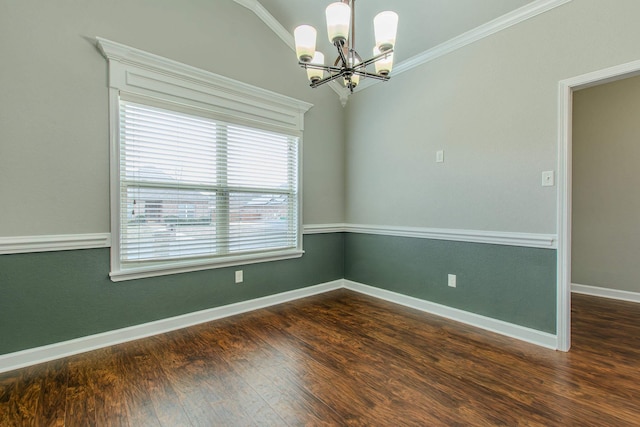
373, 11, 398, 52
307, 52, 325, 83
326, 2, 351, 44
294, 25, 317, 62
373, 47, 394, 76
344, 57, 360, 89
350, 72, 360, 88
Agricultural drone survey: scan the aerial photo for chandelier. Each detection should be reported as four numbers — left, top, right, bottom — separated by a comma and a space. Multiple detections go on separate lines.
294, 0, 398, 92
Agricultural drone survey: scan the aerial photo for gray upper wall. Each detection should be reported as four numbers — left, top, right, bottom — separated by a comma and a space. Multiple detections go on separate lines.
4, 0, 640, 238
572, 75, 640, 293
344, 0, 640, 234
0, 0, 345, 237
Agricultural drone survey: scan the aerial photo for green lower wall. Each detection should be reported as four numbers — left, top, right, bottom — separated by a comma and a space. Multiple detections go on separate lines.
0, 231, 558, 356
344, 233, 557, 334
0, 233, 344, 355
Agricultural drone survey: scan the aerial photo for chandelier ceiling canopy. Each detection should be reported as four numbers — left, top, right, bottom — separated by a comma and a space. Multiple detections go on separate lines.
293, 0, 398, 92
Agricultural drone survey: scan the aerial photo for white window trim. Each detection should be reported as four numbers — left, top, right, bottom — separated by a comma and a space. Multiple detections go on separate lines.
97, 37, 313, 282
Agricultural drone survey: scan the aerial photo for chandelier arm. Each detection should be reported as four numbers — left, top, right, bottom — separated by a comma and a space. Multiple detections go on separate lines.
352, 70, 391, 82
353, 48, 394, 70
299, 62, 343, 73
310, 70, 348, 88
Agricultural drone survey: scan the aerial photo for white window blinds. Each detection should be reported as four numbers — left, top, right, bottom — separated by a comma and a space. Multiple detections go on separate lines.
118, 100, 300, 267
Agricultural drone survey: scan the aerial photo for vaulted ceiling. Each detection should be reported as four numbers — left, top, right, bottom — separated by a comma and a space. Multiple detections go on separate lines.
258, 0, 534, 66
235, 0, 559, 100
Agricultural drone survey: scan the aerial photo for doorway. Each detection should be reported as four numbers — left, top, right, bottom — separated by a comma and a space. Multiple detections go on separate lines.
557, 60, 640, 351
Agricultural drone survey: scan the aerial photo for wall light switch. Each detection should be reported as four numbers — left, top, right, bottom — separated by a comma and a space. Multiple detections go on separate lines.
235, 270, 243, 283
436, 150, 444, 163
542, 171, 555, 187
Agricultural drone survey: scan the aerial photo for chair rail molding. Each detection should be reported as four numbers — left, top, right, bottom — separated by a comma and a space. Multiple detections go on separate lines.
0, 233, 111, 255
0, 226, 557, 255
304, 223, 557, 249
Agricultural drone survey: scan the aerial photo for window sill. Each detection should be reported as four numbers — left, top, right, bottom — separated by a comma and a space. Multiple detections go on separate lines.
109, 249, 305, 282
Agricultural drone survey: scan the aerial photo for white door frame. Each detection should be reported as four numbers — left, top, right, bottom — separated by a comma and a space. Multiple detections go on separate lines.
557, 60, 640, 351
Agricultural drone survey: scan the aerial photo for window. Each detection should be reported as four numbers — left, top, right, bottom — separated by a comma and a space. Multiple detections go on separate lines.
98, 38, 311, 281
119, 99, 299, 263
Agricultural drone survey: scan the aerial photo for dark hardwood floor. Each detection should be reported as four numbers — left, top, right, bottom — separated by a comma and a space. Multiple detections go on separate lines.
2, 290, 640, 426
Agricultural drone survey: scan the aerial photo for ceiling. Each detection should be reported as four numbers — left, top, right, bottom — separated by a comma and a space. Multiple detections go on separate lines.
258, 0, 535, 66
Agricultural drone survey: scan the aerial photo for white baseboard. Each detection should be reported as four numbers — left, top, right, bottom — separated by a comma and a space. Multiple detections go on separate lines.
0, 280, 343, 374
572, 283, 640, 303
0, 278, 560, 373
344, 280, 558, 350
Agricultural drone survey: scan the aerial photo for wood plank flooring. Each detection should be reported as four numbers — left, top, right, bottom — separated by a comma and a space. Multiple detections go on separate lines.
2, 290, 640, 426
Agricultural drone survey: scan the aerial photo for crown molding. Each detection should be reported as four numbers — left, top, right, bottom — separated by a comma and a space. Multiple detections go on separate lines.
237, 0, 571, 96
405, 0, 571, 71
355, 0, 571, 92
233, 0, 294, 50
96, 37, 312, 134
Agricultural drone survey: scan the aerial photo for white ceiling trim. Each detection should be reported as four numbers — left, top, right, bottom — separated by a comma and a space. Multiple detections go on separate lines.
233, 0, 350, 104
354, 0, 572, 92
235, 0, 571, 100
233, 0, 294, 49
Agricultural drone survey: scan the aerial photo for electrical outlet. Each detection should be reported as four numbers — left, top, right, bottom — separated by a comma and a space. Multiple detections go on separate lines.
235, 270, 243, 284
448, 274, 457, 288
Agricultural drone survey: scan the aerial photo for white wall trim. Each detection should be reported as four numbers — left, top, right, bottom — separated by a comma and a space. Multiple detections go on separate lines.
344, 280, 558, 350
355, 0, 571, 92
0, 225, 556, 255
0, 233, 111, 255
303, 223, 349, 234
109, 250, 305, 282
572, 283, 640, 304
0, 277, 559, 373
0, 280, 343, 374
97, 37, 312, 282
232, 0, 294, 50
346, 224, 557, 249
96, 37, 313, 133
557, 59, 640, 353
343, 223, 556, 249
